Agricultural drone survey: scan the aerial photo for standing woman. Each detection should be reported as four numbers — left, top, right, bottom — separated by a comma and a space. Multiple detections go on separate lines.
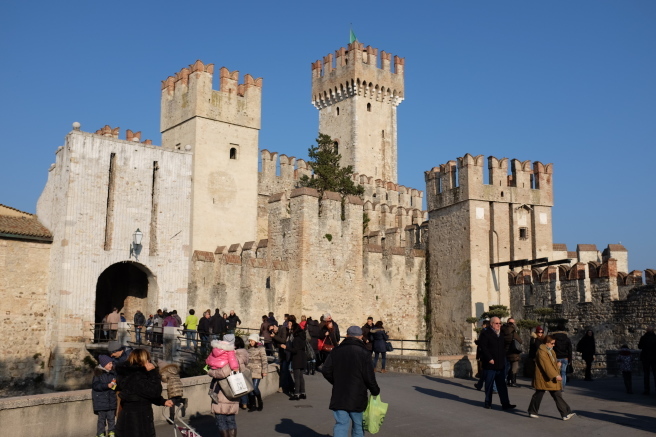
209, 334, 248, 437
528, 335, 576, 420
527, 326, 545, 378
370, 321, 389, 373
319, 319, 339, 368
114, 349, 174, 437
246, 333, 268, 411
286, 321, 307, 400
577, 330, 596, 381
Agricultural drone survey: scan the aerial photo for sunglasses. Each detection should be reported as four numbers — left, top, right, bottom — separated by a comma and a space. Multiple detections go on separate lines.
537, 331, 544, 334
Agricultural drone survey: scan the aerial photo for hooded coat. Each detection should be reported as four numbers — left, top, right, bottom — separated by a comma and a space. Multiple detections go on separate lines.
533, 343, 562, 391
160, 364, 183, 398
91, 365, 117, 412
114, 363, 167, 437
247, 344, 268, 379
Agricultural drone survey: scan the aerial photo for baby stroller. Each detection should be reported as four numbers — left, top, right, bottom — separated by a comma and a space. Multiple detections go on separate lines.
162, 404, 202, 437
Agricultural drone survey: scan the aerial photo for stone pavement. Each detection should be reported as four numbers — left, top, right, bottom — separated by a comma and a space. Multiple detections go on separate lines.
156, 372, 656, 436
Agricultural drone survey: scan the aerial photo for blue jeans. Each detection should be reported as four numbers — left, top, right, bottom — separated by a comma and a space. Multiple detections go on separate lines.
484, 369, 510, 406
333, 410, 363, 437
557, 359, 568, 389
185, 330, 197, 349
215, 413, 236, 431
252, 377, 261, 397
134, 327, 142, 344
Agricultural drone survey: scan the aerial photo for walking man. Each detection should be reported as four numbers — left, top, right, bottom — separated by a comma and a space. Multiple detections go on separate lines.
477, 317, 515, 410
638, 326, 656, 394
133, 309, 145, 345
322, 326, 380, 437
551, 322, 572, 389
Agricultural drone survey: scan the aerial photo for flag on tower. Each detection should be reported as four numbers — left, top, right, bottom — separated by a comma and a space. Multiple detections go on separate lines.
350, 28, 357, 44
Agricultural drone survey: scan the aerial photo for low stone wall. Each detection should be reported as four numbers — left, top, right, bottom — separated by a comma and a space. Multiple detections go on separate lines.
0, 363, 280, 437
386, 354, 476, 378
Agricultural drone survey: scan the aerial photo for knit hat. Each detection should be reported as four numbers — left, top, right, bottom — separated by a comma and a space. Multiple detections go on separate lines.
535, 326, 544, 333
248, 333, 260, 343
347, 326, 363, 337
223, 333, 235, 344
98, 355, 112, 368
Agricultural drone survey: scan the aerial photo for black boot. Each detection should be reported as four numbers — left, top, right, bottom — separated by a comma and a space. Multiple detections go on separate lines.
513, 373, 519, 388
247, 393, 257, 412
310, 361, 315, 375
256, 393, 263, 411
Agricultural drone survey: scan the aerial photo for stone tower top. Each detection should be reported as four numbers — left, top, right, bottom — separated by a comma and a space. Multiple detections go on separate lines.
311, 42, 404, 108
424, 154, 554, 212
160, 60, 262, 137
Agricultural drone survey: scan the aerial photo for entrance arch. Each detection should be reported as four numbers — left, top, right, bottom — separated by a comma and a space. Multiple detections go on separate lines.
95, 261, 158, 324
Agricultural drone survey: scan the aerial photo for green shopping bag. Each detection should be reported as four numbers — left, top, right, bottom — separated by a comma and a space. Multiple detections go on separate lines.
363, 395, 388, 434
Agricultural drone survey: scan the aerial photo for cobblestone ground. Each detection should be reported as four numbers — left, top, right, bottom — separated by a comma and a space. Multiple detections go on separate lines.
156, 372, 656, 436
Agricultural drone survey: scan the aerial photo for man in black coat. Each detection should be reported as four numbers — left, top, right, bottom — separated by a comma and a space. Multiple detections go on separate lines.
322, 325, 380, 437
638, 326, 656, 394
209, 308, 226, 340
551, 322, 572, 390
133, 310, 146, 345
478, 317, 515, 410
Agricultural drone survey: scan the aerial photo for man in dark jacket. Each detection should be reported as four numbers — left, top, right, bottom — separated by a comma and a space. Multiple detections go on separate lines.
551, 323, 572, 390
638, 326, 656, 394
197, 311, 212, 353
226, 310, 241, 333
361, 317, 374, 354
501, 318, 523, 387
210, 308, 226, 340
478, 317, 515, 410
322, 326, 380, 437
133, 310, 146, 345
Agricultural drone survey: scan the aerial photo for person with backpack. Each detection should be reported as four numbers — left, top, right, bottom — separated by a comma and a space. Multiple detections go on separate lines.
502, 318, 523, 387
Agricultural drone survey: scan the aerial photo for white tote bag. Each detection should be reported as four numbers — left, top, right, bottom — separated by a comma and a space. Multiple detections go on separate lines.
226, 371, 250, 397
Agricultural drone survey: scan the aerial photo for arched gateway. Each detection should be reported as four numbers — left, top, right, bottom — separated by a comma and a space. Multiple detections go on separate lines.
95, 261, 158, 325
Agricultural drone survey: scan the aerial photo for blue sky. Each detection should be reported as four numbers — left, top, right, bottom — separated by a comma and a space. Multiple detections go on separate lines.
1, 1, 654, 271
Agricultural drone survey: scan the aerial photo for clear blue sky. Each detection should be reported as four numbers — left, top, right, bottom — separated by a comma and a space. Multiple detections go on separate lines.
1, 1, 654, 271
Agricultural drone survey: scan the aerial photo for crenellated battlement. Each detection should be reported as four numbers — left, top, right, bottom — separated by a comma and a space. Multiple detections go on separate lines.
311, 42, 404, 109
425, 153, 554, 211
91, 125, 153, 145
160, 60, 262, 141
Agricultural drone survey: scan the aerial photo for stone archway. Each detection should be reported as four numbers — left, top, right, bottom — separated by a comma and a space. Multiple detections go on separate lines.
95, 261, 158, 324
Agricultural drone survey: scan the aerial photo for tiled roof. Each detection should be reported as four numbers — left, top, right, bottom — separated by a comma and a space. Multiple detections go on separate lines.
606, 244, 628, 252
0, 215, 52, 240
552, 243, 568, 251
577, 244, 597, 251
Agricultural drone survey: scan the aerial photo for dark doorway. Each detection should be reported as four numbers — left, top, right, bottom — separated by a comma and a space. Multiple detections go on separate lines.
95, 262, 149, 323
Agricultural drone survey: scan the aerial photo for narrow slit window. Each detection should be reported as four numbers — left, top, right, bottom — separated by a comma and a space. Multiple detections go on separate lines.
230, 147, 237, 160
336, 107, 340, 115
367, 103, 372, 112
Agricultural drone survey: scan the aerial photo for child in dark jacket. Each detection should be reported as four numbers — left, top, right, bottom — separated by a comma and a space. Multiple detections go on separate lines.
92, 355, 117, 437
617, 345, 634, 393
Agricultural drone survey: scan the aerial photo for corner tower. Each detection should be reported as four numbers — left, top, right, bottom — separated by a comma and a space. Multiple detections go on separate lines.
425, 155, 554, 355
312, 42, 404, 183
161, 61, 262, 252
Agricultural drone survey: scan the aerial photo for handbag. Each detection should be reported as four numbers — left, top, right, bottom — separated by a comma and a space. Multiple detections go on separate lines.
217, 368, 254, 400
320, 336, 334, 352
385, 342, 394, 352
510, 339, 522, 354
305, 340, 316, 361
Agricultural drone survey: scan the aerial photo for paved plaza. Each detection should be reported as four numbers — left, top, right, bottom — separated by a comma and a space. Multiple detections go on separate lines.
156, 371, 656, 436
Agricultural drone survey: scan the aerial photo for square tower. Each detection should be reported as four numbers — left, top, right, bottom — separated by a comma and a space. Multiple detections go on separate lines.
312, 42, 404, 183
425, 154, 554, 354
161, 61, 262, 252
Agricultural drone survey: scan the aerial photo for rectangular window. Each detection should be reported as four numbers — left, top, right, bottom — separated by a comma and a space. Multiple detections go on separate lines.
519, 227, 529, 240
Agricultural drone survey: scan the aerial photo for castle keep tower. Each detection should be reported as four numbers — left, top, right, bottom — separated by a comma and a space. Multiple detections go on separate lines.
425, 155, 554, 354
312, 42, 404, 183
161, 61, 262, 251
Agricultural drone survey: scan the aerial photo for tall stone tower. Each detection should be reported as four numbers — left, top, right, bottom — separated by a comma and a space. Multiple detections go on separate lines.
424, 155, 554, 354
311, 42, 404, 183
161, 61, 262, 251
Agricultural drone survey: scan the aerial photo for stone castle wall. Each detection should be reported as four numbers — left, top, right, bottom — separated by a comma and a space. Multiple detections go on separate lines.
0, 239, 51, 394
510, 259, 656, 376
189, 189, 426, 340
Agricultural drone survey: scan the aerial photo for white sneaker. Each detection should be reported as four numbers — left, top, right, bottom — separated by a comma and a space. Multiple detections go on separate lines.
529, 414, 539, 418
563, 413, 576, 421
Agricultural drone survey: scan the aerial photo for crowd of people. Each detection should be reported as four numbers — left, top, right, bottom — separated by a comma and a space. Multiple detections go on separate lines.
92, 307, 656, 437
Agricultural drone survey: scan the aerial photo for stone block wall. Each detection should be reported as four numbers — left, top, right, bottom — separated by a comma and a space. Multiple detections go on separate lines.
0, 239, 51, 395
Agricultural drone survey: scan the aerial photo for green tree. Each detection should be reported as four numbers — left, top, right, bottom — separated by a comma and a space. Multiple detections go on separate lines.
480, 305, 510, 321
299, 133, 364, 200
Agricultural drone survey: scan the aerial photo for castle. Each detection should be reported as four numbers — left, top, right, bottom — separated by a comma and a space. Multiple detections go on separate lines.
0, 41, 653, 391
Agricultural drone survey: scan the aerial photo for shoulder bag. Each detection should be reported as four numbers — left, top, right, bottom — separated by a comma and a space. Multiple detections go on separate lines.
321, 336, 334, 352
217, 368, 254, 400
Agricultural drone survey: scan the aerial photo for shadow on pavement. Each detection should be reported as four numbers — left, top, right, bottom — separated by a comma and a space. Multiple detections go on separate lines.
273, 418, 331, 437
576, 409, 656, 433
422, 375, 472, 389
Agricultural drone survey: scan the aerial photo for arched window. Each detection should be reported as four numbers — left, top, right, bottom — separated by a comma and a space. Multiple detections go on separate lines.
230, 148, 237, 159
367, 103, 371, 112
333, 141, 339, 154
336, 107, 340, 115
